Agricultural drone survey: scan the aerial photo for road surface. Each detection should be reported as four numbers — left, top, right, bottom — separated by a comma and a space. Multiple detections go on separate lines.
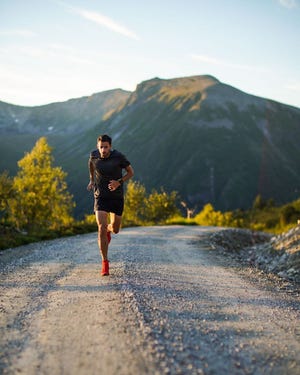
0, 226, 299, 375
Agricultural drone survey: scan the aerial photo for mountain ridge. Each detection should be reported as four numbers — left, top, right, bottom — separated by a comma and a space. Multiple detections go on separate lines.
0, 88, 131, 134
97, 75, 300, 214
0, 75, 299, 218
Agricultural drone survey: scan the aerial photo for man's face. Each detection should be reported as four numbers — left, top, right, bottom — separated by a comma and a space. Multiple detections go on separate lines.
97, 141, 111, 158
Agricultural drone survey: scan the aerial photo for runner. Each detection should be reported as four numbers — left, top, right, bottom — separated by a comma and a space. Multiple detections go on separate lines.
87, 134, 134, 276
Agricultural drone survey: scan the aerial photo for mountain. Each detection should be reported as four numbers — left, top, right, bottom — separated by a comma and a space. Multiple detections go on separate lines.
0, 88, 130, 173
0, 89, 130, 134
1, 75, 300, 218
93, 75, 300, 212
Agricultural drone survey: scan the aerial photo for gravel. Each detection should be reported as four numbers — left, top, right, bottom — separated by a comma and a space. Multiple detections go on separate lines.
203, 226, 300, 284
1, 226, 299, 375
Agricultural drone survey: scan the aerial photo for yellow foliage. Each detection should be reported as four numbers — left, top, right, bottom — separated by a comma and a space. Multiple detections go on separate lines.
122, 180, 179, 226
84, 214, 96, 224
123, 180, 147, 226
194, 203, 238, 227
8, 137, 75, 232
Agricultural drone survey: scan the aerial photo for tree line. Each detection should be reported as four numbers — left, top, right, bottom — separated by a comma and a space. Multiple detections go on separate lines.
1, 137, 299, 250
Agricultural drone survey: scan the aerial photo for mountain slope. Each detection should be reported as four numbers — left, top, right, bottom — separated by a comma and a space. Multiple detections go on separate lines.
0, 89, 130, 134
1, 75, 300, 218
0, 89, 130, 174
95, 75, 300, 212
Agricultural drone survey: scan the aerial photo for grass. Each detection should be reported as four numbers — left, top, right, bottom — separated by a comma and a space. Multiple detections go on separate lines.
0, 221, 97, 251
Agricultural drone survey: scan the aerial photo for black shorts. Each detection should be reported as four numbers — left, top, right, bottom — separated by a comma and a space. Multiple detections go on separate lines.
94, 197, 124, 216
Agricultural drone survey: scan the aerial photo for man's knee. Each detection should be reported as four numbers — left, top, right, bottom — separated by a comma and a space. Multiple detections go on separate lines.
111, 223, 120, 234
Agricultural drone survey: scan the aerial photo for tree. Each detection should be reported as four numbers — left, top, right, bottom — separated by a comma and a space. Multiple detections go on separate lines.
123, 181, 179, 226
0, 171, 14, 221
123, 180, 147, 226
8, 137, 74, 232
145, 188, 179, 224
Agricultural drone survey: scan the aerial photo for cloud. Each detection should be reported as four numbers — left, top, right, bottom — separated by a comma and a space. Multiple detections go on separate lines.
278, 0, 298, 8
191, 54, 266, 73
0, 29, 36, 37
59, 2, 140, 40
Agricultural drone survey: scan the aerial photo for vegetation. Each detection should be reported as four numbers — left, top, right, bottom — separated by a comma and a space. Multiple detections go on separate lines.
167, 195, 300, 235
194, 203, 238, 227
1, 139, 299, 251
122, 180, 180, 226
115, 182, 300, 235
8, 137, 75, 232
0, 137, 81, 249
238, 195, 300, 234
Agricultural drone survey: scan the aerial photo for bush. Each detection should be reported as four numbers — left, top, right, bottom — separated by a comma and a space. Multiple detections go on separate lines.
122, 181, 179, 226
194, 203, 239, 227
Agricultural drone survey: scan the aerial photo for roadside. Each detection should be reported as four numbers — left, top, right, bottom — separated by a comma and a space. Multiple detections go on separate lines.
202, 226, 300, 284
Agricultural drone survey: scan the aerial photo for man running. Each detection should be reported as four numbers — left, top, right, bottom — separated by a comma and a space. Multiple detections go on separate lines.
87, 134, 134, 276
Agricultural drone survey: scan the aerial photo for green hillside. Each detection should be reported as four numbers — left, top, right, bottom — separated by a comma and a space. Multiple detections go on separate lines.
1, 75, 300, 218
100, 76, 300, 213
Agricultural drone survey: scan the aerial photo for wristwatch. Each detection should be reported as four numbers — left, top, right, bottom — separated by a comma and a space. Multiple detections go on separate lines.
117, 178, 123, 185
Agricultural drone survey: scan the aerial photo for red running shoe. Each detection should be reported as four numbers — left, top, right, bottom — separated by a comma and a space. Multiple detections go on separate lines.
107, 231, 111, 244
101, 260, 109, 276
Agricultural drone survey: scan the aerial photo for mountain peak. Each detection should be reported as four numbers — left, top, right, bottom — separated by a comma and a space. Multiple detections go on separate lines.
137, 74, 219, 91
133, 75, 220, 103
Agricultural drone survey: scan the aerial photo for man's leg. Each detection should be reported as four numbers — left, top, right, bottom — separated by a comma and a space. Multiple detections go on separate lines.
95, 210, 109, 260
107, 213, 122, 235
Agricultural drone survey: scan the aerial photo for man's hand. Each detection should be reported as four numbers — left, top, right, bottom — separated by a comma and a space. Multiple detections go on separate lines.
87, 181, 94, 191
108, 180, 121, 191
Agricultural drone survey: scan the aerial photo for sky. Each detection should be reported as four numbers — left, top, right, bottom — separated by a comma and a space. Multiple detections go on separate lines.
0, 0, 299, 108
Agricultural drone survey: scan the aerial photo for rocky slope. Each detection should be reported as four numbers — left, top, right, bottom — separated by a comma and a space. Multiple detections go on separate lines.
204, 226, 300, 284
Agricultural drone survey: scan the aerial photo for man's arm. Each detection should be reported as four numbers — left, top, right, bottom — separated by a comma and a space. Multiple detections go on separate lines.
121, 165, 134, 183
87, 159, 95, 191
108, 165, 134, 191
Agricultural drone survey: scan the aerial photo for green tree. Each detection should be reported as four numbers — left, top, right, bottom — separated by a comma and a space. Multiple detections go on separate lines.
123, 181, 179, 226
0, 171, 14, 220
8, 137, 74, 232
123, 180, 147, 226
145, 188, 179, 224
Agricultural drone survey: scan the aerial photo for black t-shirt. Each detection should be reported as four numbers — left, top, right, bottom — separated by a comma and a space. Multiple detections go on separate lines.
89, 149, 130, 199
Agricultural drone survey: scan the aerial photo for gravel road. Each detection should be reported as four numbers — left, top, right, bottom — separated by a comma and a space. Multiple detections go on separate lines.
0, 226, 299, 375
